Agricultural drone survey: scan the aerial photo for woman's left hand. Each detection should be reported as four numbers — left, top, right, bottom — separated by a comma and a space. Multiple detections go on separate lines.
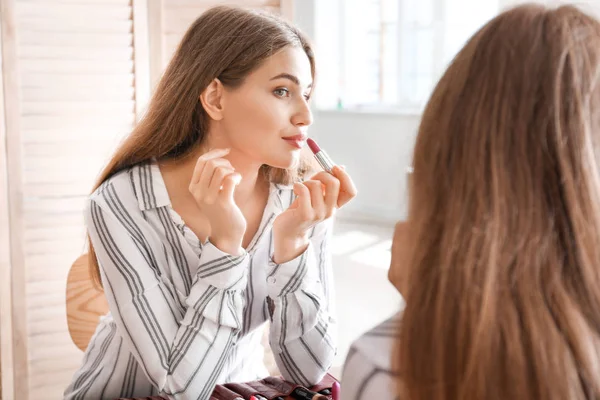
272, 165, 357, 264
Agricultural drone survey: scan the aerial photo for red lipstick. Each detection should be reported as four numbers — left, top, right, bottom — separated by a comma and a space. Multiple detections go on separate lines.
332, 381, 340, 400
306, 138, 335, 174
283, 134, 307, 149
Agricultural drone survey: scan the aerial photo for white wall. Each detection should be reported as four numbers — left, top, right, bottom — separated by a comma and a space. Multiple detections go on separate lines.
293, 1, 419, 224
311, 111, 419, 223
296, 0, 600, 225
502, 0, 599, 15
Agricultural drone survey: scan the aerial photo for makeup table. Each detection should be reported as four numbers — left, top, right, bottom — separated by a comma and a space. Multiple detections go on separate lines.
115, 373, 338, 400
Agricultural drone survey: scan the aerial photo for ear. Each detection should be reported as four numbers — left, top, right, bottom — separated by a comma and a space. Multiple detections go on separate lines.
199, 78, 225, 121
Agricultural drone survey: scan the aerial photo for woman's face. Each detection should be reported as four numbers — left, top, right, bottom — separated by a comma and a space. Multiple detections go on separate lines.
218, 46, 313, 169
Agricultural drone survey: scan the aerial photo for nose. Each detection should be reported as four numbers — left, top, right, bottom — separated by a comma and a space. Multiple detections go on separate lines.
291, 98, 313, 127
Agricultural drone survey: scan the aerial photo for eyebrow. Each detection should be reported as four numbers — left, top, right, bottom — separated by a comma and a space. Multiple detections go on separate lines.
270, 73, 312, 88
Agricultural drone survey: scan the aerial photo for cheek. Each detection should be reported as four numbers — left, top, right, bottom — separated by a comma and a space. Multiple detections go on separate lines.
388, 247, 405, 291
388, 224, 411, 295
226, 92, 285, 136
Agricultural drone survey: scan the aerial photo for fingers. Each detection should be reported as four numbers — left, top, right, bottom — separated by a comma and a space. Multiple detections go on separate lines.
191, 148, 230, 185
293, 178, 330, 225
189, 148, 237, 206
292, 165, 355, 226
198, 158, 234, 190
204, 165, 236, 203
220, 172, 242, 201
304, 180, 326, 219
310, 171, 340, 218
332, 165, 357, 207
293, 182, 312, 219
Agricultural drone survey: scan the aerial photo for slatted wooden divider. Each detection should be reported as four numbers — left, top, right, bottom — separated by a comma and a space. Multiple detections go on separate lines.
14, 0, 138, 398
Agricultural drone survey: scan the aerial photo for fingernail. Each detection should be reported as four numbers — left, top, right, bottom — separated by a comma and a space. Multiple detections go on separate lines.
233, 173, 242, 185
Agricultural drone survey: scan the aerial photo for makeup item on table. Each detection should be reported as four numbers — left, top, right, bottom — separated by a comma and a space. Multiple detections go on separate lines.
211, 384, 245, 400
332, 381, 340, 400
252, 396, 268, 400
306, 138, 335, 174
249, 396, 258, 400
319, 389, 331, 395
290, 386, 329, 400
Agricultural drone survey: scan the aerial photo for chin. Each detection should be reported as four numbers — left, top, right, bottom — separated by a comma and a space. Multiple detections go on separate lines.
266, 154, 299, 170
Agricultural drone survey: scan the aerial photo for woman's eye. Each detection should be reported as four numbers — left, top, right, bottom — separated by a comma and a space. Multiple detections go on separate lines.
274, 88, 290, 97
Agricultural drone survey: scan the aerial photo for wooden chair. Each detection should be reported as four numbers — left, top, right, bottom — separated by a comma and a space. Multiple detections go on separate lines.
66, 254, 109, 351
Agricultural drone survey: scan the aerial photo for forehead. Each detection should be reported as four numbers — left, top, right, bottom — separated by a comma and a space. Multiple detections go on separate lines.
248, 46, 313, 87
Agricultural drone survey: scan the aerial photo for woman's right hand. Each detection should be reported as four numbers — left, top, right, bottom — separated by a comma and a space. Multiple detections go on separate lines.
189, 148, 246, 256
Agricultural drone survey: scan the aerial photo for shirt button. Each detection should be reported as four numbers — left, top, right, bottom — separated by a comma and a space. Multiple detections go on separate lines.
267, 276, 277, 284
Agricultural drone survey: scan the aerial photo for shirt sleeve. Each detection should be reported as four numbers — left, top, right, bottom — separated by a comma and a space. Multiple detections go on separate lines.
85, 192, 248, 400
340, 346, 399, 400
266, 217, 338, 386
340, 314, 402, 400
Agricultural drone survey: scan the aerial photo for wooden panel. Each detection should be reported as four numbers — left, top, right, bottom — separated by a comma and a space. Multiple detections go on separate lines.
147, 0, 163, 88
16, 2, 131, 19
1, 0, 28, 398
18, 31, 134, 47
133, 0, 151, 118
13, 0, 137, 398
0, 3, 13, 397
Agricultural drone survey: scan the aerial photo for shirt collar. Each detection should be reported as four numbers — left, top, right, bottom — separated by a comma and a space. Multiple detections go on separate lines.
132, 161, 172, 211
132, 161, 294, 212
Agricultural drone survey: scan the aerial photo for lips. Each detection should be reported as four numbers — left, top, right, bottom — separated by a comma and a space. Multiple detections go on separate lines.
282, 134, 307, 149
282, 134, 307, 141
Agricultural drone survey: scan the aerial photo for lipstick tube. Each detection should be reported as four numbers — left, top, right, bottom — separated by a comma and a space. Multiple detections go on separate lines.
307, 138, 335, 174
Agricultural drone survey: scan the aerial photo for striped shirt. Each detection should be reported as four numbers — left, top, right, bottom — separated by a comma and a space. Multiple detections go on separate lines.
341, 313, 401, 400
64, 162, 337, 400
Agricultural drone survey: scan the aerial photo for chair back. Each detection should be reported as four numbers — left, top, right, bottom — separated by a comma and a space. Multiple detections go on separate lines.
66, 254, 108, 351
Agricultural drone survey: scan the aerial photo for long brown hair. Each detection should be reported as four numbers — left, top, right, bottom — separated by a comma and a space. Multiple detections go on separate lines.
88, 6, 315, 286
399, 4, 600, 399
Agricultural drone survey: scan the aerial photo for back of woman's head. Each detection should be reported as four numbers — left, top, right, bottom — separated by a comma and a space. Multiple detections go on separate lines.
400, 4, 600, 399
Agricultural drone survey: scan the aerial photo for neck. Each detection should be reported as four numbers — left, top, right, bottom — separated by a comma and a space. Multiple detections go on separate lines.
225, 152, 264, 205
162, 138, 266, 206
207, 132, 266, 204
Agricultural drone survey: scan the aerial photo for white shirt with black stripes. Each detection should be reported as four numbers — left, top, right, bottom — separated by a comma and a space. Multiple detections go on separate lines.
341, 313, 401, 400
64, 161, 337, 400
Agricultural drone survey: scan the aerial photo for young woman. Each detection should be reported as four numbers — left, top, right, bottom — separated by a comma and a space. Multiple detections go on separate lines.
64, 6, 356, 400
342, 3, 600, 399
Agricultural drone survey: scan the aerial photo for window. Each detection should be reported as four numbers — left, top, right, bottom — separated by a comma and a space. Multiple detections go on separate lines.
314, 0, 500, 111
